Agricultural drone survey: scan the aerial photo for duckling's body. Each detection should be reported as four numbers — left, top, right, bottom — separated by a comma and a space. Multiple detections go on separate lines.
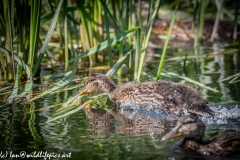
84, 73, 214, 117
183, 133, 240, 156
161, 115, 240, 156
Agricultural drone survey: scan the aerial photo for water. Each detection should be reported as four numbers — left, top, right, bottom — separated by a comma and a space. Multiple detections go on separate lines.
0, 47, 240, 160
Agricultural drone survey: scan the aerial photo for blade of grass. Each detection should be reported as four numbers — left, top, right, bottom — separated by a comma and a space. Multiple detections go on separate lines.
210, 0, 223, 42
161, 70, 219, 92
143, 70, 219, 93
64, 0, 69, 71
7, 64, 20, 102
137, 0, 161, 80
55, 105, 79, 116
106, 51, 132, 77
99, 0, 121, 34
68, 28, 138, 63
103, 3, 113, 66
156, 0, 179, 80
33, 0, 63, 76
0, 86, 12, 92
0, 46, 33, 99
28, 0, 41, 72
4, 0, 14, 80
76, 1, 95, 65
134, 28, 141, 79
100, 0, 131, 50
28, 71, 73, 102
198, 0, 209, 44
118, 0, 127, 78
47, 100, 93, 122
220, 72, 240, 83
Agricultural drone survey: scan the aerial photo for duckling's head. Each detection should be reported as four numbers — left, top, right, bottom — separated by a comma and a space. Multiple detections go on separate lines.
83, 73, 117, 94
161, 115, 205, 142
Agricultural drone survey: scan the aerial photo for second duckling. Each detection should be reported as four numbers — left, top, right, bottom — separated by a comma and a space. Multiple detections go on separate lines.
161, 115, 240, 156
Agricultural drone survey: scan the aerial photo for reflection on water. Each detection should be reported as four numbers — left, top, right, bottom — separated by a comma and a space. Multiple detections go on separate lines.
85, 108, 175, 137
0, 47, 240, 159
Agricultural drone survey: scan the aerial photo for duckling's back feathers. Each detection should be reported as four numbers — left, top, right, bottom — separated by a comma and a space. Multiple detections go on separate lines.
183, 133, 240, 156
110, 80, 214, 117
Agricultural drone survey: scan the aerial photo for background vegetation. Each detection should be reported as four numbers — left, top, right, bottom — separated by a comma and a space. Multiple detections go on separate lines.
0, 0, 239, 102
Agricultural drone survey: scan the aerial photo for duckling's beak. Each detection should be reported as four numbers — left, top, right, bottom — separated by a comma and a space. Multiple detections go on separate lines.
161, 124, 182, 141
80, 89, 90, 95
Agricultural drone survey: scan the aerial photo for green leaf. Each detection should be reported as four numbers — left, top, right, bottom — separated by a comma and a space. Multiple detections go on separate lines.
106, 51, 132, 77
157, 0, 179, 79
161, 70, 219, 92
33, 0, 64, 76
0, 46, 33, 101
68, 27, 138, 63
47, 100, 93, 122
7, 65, 20, 102
28, 71, 74, 102
137, 0, 161, 80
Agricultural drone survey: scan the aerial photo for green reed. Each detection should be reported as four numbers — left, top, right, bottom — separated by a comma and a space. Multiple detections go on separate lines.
137, 0, 161, 81
157, 0, 179, 79
0, 0, 238, 104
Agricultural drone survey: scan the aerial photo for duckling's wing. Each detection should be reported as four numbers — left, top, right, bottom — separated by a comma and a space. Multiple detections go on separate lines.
204, 133, 240, 156
176, 84, 214, 117
184, 133, 240, 156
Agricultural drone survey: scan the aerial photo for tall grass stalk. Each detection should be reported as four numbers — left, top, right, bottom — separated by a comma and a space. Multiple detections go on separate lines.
64, 0, 69, 71
134, 28, 141, 79
198, 0, 206, 44
233, 0, 238, 41
102, 2, 113, 67
77, 1, 93, 65
106, 51, 131, 77
33, 0, 63, 76
29, 0, 41, 73
134, 0, 142, 79
4, 0, 14, 80
77, 1, 103, 66
157, 0, 179, 80
103, 6, 112, 66
127, 1, 135, 75
118, 0, 127, 78
210, 0, 223, 42
137, 0, 161, 81
99, 0, 122, 35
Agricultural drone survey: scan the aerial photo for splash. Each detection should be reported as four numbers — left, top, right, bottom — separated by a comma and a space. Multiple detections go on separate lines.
202, 104, 240, 125
119, 101, 177, 121
118, 101, 240, 126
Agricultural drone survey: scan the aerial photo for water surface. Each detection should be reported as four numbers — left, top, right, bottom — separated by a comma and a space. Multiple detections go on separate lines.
0, 47, 240, 160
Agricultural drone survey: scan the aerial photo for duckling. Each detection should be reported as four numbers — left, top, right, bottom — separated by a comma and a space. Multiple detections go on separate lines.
161, 115, 240, 156
82, 73, 214, 117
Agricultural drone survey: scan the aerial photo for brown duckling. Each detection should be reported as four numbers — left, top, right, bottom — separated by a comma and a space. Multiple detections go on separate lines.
161, 115, 240, 156
82, 73, 214, 117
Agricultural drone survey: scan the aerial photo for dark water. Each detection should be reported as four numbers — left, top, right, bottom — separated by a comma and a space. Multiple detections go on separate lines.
0, 47, 240, 160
